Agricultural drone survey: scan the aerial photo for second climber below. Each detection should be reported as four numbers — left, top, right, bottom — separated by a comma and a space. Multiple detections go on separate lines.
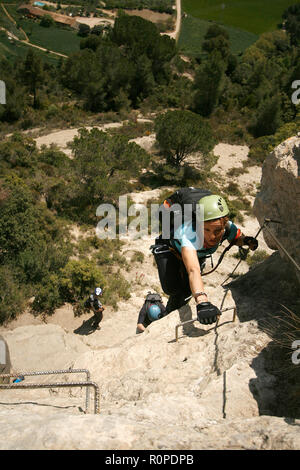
84, 287, 105, 330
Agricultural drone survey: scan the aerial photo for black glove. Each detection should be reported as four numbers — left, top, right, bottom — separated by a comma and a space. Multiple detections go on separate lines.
243, 236, 258, 251
197, 302, 221, 325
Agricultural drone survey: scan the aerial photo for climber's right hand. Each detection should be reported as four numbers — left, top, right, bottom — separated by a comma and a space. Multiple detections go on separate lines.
196, 302, 221, 325
243, 236, 258, 251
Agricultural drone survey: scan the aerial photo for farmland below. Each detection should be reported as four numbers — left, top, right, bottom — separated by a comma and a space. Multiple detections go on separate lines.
179, 0, 294, 57
16, 19, 81, 56
2, 3, 81, 56
0, 30, 60, 65
178, 14, 258, 57
181, 0, 295, 34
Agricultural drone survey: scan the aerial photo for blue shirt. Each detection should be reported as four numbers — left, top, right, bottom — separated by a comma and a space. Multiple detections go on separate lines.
171, 220, 239, 259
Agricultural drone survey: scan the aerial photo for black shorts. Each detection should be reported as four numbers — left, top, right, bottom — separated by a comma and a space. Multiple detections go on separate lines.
151, 239, 191, 298
151, 238, 206, 313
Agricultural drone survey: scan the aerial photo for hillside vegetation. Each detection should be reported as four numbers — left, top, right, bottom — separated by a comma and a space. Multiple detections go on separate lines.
0, 5, 299, 325
0, 3, 300, 450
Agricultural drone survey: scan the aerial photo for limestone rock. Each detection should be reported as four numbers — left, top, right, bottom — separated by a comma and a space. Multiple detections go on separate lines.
254, 135, 300, 279
1, 151, 300, 449
3, 324, 90, 373
0, 408, 299, 450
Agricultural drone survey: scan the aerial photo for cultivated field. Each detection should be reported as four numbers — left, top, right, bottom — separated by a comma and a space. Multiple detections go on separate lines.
0, 30, 60, 64
179, 0, 293, 57
4, 3, 81, 55
182, 0, 294, 35
18, 20, 81, 55
178, 15, 258, 57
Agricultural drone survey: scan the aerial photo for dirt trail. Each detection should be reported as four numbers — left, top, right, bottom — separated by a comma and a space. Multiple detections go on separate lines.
0, 26, 67, 58
34, 120, 150, 156
1, 3, 67, 57
1, 3, 15, 25
164, 0, 181, 41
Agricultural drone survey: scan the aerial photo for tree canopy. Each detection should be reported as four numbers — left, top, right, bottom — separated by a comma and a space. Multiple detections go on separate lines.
155, 110, 215, 166
62, 14, 176, 110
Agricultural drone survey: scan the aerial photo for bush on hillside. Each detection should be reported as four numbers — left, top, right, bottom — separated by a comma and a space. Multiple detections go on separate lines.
0, 266, 27, 324
40, 14, 55, 28
155, 109, 215, 166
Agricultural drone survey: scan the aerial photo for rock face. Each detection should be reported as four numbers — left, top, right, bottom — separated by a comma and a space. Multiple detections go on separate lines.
3, 324, 90, 373
0, 305, 299, 450
0, 317, 298, 450
254, 135, 300, 280
0, 143, 300, 450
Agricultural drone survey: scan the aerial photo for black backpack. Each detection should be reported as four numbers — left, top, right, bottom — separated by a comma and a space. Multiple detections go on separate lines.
159, 187, 212, 238
145, 292, 162, 303
145, 292, 163, 311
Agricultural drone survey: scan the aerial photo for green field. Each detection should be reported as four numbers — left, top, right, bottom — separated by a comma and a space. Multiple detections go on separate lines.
17, 19, 81, 55
1, 4, 81, 56
0, 6, 24, 40
182, 0, 294, 35
0, 31, 60, 65
178, 15, 258, 57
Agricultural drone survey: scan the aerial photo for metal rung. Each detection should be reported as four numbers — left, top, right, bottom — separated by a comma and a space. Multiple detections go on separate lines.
0, 369, 100, 414
175, 307, 237, 342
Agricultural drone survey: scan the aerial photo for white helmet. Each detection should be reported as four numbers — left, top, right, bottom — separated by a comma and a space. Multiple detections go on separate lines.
94, 287, 102, 296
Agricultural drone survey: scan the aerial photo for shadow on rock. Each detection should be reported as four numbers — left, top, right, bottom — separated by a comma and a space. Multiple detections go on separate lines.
224, 252, 300, 419
168, 303, 213, 343
224, 252, 299, 328
179, 303, 209, 338
73, 317, 98, 336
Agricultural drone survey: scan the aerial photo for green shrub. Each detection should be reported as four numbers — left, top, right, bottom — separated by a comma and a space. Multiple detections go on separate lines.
46, 104, 59, 118
131, 251, 145, 264
143, 161, 206, 187
59, 259, 106, 303
102, 269, 131, 310
40, 14, 55, 28
155, 109, 215, 167
248, 110, 300, 164
226, 182, 242, 196
31, 274, 63, 316
0, 266, 27, 325
246, 249, 270, 267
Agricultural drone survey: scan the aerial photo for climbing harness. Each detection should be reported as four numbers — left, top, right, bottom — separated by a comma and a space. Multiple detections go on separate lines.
155, 217, 298, 342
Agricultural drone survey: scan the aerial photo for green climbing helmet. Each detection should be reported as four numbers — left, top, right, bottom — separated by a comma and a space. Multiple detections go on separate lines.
197, 194, 229, 222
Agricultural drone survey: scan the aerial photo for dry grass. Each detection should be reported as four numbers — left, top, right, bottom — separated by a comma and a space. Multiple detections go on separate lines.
272, 305, 300, 351
263, 304, 300, 413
